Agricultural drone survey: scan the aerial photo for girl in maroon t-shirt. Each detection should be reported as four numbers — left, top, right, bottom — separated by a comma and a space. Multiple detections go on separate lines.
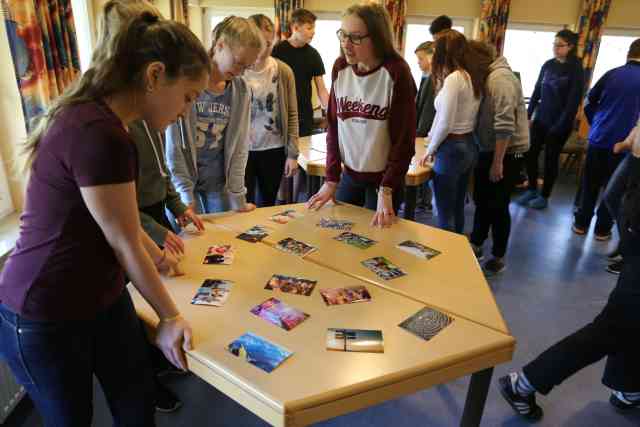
0, 13, 210, 425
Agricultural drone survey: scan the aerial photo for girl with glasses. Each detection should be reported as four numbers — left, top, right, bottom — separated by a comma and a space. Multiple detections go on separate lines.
166, 17, 263, 214
515, 29, 584, 210
307, 3, 416, 228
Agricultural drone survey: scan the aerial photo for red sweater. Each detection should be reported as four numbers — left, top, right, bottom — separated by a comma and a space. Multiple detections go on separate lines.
325, 55, 416, 189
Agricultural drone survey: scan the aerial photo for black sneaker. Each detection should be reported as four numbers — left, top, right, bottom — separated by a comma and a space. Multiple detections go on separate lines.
607, 249, 622, 262
606, 260, 623, 275
156, 384, 182, 413
483, 258, 506, 277
498, 374, 543, 421
610, 392, 640, 411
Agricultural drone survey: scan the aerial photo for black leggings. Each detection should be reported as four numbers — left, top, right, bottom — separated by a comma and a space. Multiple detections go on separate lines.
245, 147, 287, 207
526, 121, 571, 198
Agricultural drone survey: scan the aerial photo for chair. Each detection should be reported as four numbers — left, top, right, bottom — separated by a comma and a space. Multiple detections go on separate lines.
561, 132, 588, 182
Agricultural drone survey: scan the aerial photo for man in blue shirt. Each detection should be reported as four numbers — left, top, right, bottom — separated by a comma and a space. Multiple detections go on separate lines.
573, 39, 640, 240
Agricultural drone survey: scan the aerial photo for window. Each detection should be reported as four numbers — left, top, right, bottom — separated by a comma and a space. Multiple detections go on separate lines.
310, 17, 342, 89
503, 25, 559, 99
404, 19, 466, 87
70, 0, 94, 71
591, 33, 639, 88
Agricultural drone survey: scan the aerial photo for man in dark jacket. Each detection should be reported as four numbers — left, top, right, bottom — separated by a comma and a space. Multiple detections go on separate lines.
415, 41, 435, 211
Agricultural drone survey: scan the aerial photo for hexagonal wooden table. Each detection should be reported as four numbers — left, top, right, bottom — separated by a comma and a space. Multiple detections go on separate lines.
132, 205, 515, 426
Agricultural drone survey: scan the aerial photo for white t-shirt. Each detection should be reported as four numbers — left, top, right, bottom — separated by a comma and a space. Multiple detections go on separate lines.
427, 70, 481, 156
244, 57, 283, 151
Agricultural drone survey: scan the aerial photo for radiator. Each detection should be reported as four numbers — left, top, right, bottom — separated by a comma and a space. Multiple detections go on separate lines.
0, 362, 23, 424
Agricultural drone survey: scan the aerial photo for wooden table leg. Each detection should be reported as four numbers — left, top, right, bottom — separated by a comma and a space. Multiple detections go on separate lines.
460, 367, 494, 427
404, 185, 417, 221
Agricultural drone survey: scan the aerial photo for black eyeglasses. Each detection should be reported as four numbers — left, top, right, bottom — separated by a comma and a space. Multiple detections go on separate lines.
336, 29, 370, 45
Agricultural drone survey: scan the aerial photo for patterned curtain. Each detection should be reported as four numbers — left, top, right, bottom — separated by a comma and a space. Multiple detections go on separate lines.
170, 0, 189, 26
477, 0, 511, 56
576, 0, 612, 89
274, 0, 303, 41
384, 0, 407, 53
2, 0, 80, 132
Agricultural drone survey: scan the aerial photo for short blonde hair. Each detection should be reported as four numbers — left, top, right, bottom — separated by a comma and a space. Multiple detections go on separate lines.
210, 16, 263, 56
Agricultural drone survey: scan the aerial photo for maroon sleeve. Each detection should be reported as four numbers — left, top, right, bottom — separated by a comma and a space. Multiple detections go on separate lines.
325, 57, 348, 183
70, 121, 137, 187
382, 57, 417, 189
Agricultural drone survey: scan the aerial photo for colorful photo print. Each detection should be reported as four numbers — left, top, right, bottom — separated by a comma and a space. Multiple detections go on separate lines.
361, 257, 406, 280
269, 209, 303, 224
334, 232, 377, 249
396, 240, 441, 260
203, 245, 234, 265
276, 237, 317, 257
250, 297, 310, 331
227, 332, 293, 373
237, 225, 271, 243
265, 274, 317, 296
316, 218, 355, 231
319, 286, 372, 306
191, 279, 233, 307
326, 328, 384, 353
399, 307, 454, 342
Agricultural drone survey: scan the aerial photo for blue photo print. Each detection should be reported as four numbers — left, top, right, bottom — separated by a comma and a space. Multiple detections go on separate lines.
227, 332, 293, 373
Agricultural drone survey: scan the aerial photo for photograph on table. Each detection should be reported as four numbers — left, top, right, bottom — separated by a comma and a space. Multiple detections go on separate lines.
396, 240, 441, 260
399, 307, 454, 341
326, 328, 384, 353
236, 225, 271, 243
227, 332, 293, 373
276, 237, 317, 257
362, 256, 406, 280
265, 274, 317, 296
320, 285, 372, 306
203, 245, 234, 265
250, 297, 310, 331
316, 218, 355, 231
191, 279, 233, 306
269, 209, 303, 224
334, 231, 377, 249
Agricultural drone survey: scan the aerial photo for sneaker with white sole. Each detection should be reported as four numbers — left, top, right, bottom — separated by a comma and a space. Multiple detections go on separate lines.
498, 374, 543, 421
515, 189, 538, 206
610, 391, 640, 411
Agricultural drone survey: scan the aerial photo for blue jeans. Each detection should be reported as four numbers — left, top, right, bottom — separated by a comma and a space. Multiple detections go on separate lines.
195, 190, 230, 213
0, 290, 155, 427
432, 136, 477, 233
335, 172, 403, 213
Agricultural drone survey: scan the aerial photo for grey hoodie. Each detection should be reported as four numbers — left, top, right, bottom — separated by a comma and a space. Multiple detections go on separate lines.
475, 56, 530, 154
165, 77, 251, 211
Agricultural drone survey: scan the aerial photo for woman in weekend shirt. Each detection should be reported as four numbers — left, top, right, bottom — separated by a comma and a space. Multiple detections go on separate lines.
307, 3, 416, 228
419, 29, 488, 233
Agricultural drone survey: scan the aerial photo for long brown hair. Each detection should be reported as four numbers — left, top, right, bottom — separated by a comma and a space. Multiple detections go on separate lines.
21, 13, 210, 168
431, 29, 489, 98
209, 16, 263, 58
342, 3, 400, 61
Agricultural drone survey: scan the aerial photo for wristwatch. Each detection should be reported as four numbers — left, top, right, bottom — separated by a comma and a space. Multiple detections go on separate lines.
379, 186, 393, 196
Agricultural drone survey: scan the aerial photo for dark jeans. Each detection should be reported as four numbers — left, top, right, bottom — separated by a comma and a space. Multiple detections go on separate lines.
0, 290, 155, 426
432, 136, 477, 233
523, 289, 640, 395
603, 154, 634, 239
245, 147, 287, 207
336, 172, 403, 213
470, 151, 524, 258
526, 121, 571, 198
574, 145, 625, 234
